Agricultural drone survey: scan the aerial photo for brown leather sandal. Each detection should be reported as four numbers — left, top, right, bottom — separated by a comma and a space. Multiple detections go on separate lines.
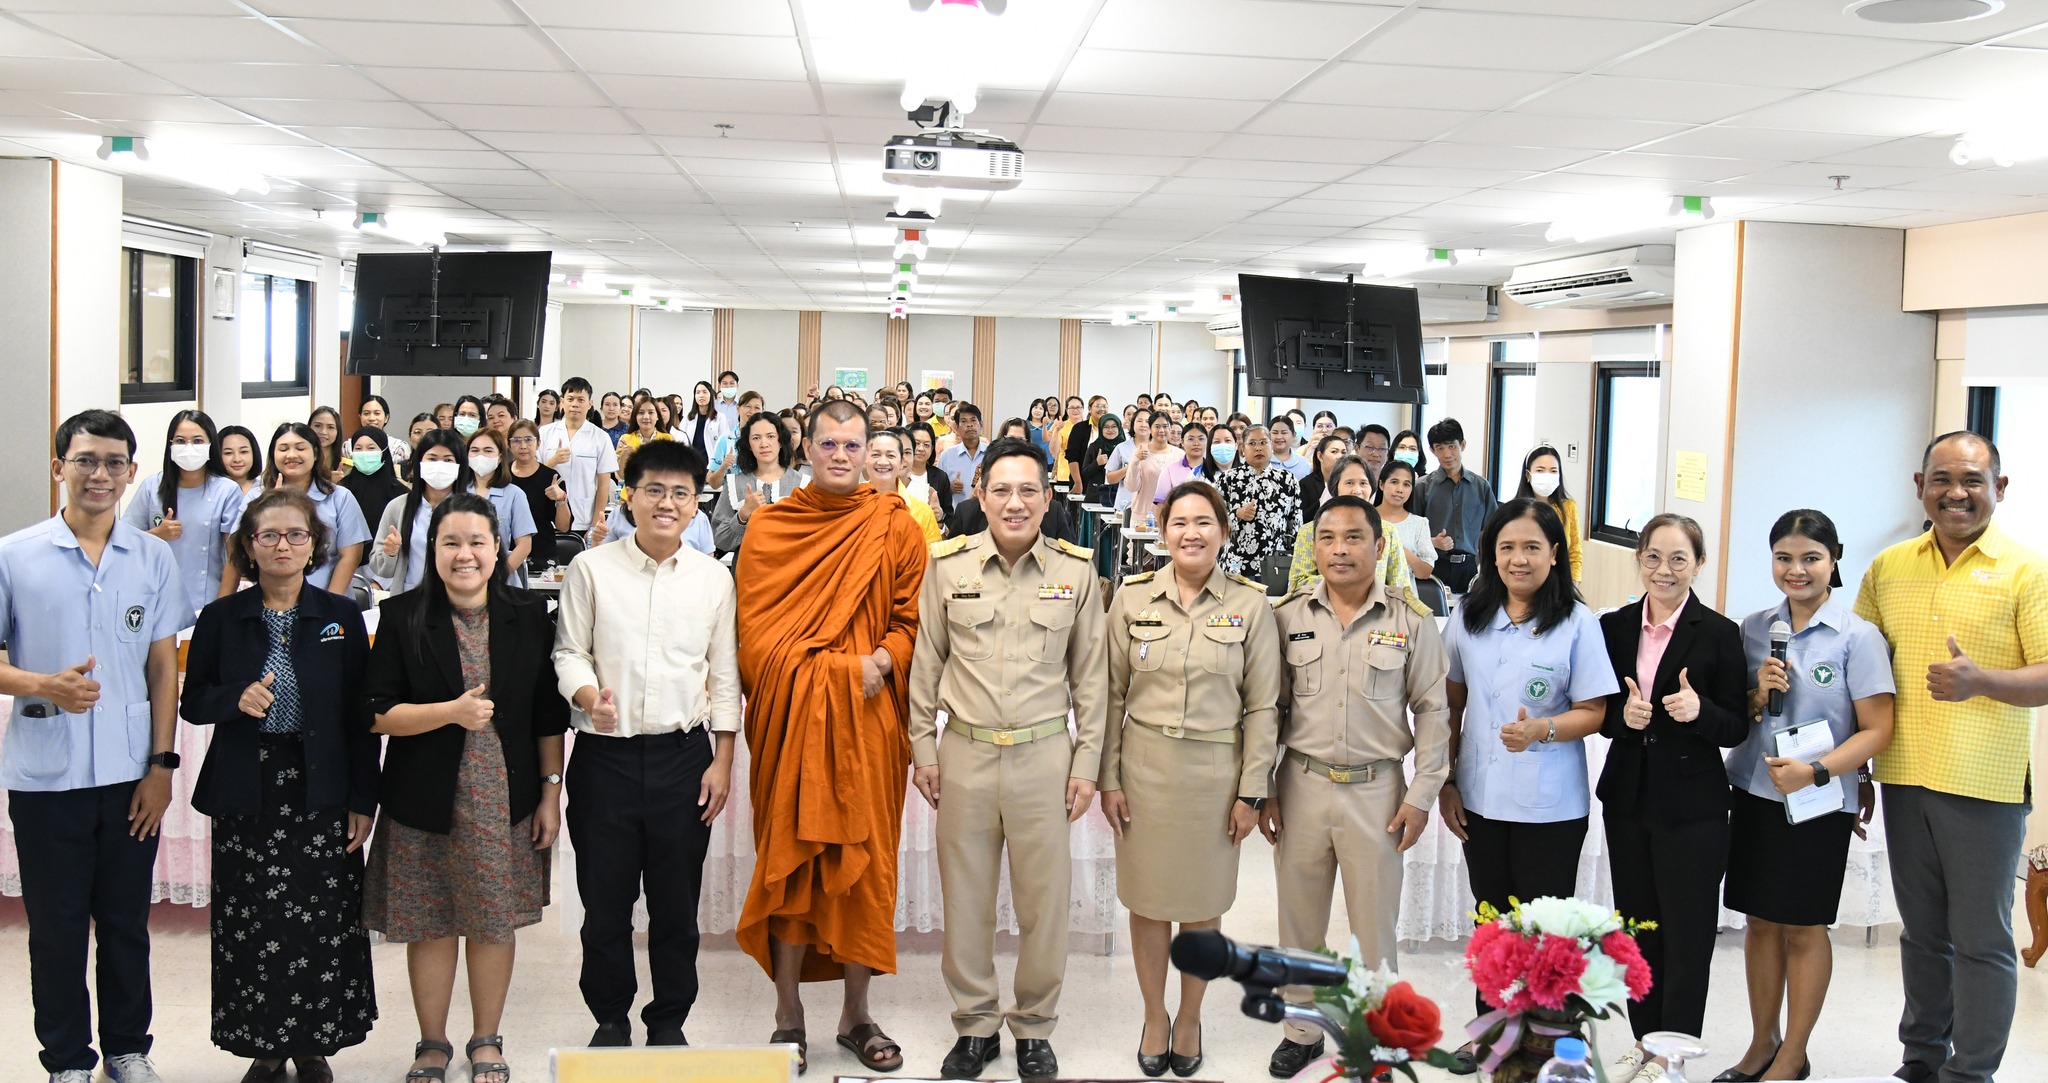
838, 1023, 904, 1072
770, 1028, 808, 1075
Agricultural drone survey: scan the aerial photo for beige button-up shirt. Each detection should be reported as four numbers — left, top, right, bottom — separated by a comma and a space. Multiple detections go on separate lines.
1102, 564, 1282, 797
552, 533, 742, 737
1273, 578, 1451, 810
907, 532, 1109, 780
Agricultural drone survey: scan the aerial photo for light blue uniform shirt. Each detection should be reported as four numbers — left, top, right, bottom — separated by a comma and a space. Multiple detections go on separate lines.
122, 472, 245, 615
0, 515, 191, 791
603, 503, 714, 556
389, 487, 539, 592
936, 440, 987, 495
243, 483, 371, 591
1729, 596, 1894, 814
1274, 453, 1314, 482
1444, 601, 1618, 823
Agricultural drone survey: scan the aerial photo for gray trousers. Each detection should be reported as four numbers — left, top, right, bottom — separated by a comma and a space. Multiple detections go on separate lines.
1882, 783, 2030, 1083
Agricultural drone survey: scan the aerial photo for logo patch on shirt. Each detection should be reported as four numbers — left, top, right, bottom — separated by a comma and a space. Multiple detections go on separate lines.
1288, 631, 1316, 642
319, 622, 346, 643
1810, 662, 1837, 688
1525, 676, 1552, 701
123, 605, 143, 633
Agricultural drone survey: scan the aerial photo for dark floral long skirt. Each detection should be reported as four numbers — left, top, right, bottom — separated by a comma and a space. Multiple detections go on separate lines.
210, 735, 377, 1057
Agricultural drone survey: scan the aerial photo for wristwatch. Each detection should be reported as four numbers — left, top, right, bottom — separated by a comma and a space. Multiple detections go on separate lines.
542, 772, 564, 786
147, 751, 181, 770
1808, 761, 1831, 787
1539, 718, 1557, 744
1237, 796, 1267, 811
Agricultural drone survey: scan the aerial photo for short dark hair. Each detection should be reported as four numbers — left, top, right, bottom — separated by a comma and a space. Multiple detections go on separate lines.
1426, 418, 1465, 447
624, 438, 706, 491
1315, 494, 1382, 539
600, 390, 622, 406
735, 413, 791, 474
55, 408, 136, 460
232, 487, 331, 581
360, 393, 391, 418
953, 402, 983, 424
806, 398, 870, 440
217, 424, 263, 482
979, 437, 1049, 487
1269, 415, 1295, 436
1162, 480, 1229, 525
560, 376, 594, 397
1922, 430, 2001, 477
718, 370, 739, 383
1360, 424, 1392, 445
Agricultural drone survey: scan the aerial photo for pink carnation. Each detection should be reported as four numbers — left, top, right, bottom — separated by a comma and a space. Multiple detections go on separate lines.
1525, 933, 1588, 1011
1465, 924, 1536, 1012
1601, 931, 1653, 1000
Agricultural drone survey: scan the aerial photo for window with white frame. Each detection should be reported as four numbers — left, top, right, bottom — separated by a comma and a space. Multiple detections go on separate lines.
1591, 362, 1662, 543
241, 272, 310, 396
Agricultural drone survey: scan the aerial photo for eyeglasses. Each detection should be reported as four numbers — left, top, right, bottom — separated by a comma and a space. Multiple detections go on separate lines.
64, 455, 132, 475
1638, 552, 1693, 572
985, 485, 1045, 503
508, 436, 538, 446
814, 438, 863, 457
631, 483, 694, 504
253, 529, 313, 548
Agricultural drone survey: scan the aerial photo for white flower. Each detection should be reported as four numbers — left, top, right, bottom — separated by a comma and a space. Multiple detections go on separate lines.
1519, 896, 1618, 939
1577, 949, 1628, 1009
1370, 1046, 1412, 1065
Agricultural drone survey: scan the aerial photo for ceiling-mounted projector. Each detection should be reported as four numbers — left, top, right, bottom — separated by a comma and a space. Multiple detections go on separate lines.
882, 128, 1024, 191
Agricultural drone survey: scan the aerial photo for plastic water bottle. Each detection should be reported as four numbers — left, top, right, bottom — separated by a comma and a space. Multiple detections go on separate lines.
1535, 1038, 1596, 1083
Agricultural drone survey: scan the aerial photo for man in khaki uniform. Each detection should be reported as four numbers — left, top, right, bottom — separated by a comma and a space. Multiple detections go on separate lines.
908, 439, 1108, 1083
1262, 495, 1451, 1079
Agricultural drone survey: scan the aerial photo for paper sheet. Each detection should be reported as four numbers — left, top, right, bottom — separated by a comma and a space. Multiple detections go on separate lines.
1772, 720, 1843, 824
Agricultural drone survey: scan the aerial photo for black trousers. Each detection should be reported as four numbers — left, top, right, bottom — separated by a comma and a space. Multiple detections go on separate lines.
566, 727, 715, 1032
9, 780, 159, 1073
1603, 807, 1728, 1040
1461, 810, 1587, 1016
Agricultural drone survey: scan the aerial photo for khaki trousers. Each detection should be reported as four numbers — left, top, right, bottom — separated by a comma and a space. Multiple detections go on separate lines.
937, 729, 1073, 1039
1272, 760, 1405, 1044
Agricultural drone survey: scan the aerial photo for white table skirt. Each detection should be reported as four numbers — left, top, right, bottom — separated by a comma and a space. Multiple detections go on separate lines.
0, 697, 1900, 941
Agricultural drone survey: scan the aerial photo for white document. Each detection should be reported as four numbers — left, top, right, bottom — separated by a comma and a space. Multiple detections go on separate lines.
1772, 720, 1843, 824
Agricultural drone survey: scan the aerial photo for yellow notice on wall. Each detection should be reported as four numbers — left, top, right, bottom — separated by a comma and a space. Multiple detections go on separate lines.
1674, 451, 1709, 503
553, 1046, 797, 1083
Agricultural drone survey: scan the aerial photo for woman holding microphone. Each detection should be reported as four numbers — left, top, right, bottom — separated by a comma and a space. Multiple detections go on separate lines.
1718, 510, 1894, 1083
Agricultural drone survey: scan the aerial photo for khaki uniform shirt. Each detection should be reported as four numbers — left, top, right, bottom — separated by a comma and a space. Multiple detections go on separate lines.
1102, 565, 1282, 797
1273, 578, 1452, 810
908, 531, 1109, 780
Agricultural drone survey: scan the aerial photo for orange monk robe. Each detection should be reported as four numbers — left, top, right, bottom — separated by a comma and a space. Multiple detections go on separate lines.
734, 482, 928, 981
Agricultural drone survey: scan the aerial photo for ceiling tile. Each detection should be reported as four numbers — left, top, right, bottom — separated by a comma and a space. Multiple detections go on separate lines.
281, 20, 567, 70
1350, 10, 1684, 72
1341, 163, 1537, 189
130, 61, 397, 99
1207, 133, 1414, 165
1718, 0, 2048, 45
1724, 90, 1966, 137
1387, 141, 1591, 171
1604, 28, 1948, 90
549, 29, 806, 79
1243, 102, 1477, 141
1639, 125, 1888, 160
0, 58, 183, 94
16, 90, 248, 124
1515, 75, 1801, 124
285, 125, 482, 150
591, 74, 816, 114
1291, 62, 1564, 111
429, 103, 636, 133
16, 13, 319, 62
1454, 112, 1687, 150
1563, 151, 1771, 182
1034, 92, 1263, 132
1080, 0, 1402, 60
248, 0, 516, 22
1056, 49, 1319, 99
1837, 45, 2048, 100
228, 98, 441, 128
521, 0, 793, 34
360, 67, 606, 107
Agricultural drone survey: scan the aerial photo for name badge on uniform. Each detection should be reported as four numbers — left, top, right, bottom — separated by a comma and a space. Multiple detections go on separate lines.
1288, 631, 1316, 642
1134, 610, 1165, 627
1038, 584, 1075, 601
1367, 630, 1408, 649
1207, 614, 1244, 628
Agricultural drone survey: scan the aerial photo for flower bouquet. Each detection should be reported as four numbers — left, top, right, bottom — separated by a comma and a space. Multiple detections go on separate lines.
1303, 937, 1464, 1081
1464, 896, 1655, 1083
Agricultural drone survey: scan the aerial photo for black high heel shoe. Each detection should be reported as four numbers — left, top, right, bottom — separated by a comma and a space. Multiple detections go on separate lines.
1137, 1020, 1170, 1078
1715, 1044, 1783, 1082
1169, 1021, 1204, 1078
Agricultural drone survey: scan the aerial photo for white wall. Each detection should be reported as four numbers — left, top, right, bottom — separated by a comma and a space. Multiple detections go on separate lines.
731, 309, 799, 407
821, 311, 889, 394
637, 308, 715, 395
54, 162, 122, 429
1667, 222, 1742, 548
907, 314, 975, 405
1079, 322, 1154, 416
0, 158, 56, 530
1156, 320, 1229, 409
198, 233, 244, 427
558, 303, 636, 398
992, 317, 1060, 422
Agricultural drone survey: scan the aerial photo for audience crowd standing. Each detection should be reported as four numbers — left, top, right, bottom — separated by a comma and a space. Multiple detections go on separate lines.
0, 383, 2033, 1083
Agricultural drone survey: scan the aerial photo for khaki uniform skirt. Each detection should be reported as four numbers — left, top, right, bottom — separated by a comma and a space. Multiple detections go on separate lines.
1114, 721, 1244, 922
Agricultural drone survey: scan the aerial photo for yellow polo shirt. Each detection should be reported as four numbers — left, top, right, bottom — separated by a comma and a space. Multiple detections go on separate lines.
1854, 519, 2047, 803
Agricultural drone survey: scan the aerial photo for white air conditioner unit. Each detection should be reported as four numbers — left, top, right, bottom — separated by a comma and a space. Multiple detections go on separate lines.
1415, 283, 1497, 324
1206, 311, 1242, 350
1503, 245, 1675, 310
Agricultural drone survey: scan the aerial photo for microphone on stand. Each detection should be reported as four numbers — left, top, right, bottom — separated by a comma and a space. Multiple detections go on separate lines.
1170, 929, 1349, 989
1768, 620, 1792, 717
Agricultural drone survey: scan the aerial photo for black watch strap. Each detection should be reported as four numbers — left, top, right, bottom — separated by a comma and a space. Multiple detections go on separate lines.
148, 751, 180, 770
1809, 760, 1830, 787
1237, 795, 1267, 811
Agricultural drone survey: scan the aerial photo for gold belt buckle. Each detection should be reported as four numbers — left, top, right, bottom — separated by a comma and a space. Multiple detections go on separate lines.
992, 729, 1016, 746
1328, 767, 1352, 783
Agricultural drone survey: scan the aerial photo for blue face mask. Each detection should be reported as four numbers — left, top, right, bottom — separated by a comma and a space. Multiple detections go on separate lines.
1212, 444, 1238, 466
452, 416, 481, 436
1394, 449, 1420, 466
350, 450, 384, 474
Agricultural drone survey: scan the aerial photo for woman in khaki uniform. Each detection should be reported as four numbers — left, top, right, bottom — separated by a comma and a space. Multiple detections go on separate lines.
1100, 481, 1282, 1078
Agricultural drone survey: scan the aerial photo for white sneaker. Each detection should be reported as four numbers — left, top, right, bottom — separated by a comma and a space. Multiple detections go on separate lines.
1634, 1063, 1670, 1083
49, 1070, 91, 1083
1612, 1050, 1646, 1082
104, 1054, 164, 1083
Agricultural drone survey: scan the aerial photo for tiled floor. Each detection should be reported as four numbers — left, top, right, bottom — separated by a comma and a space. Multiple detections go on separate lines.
2, 832, 2043, 1082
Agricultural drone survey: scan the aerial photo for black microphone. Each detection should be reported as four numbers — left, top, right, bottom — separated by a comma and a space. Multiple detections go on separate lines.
1169, 929, 1350, 989
1768, 619, 1792, 717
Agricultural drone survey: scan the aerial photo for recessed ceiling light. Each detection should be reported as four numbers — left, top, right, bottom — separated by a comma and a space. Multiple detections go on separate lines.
1175, 256, 1220, 264
586, 237, 635, 244
1846, 0, 2002, 24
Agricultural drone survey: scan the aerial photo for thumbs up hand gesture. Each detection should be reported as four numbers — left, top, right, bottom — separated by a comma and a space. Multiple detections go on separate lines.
450, 685, 494, 731
1662, 667, 1701, 723
43, 656, 100, 713
1927, 634, 1982, 702
150, 508, 182, 541
381, 525, 402, 557
1622, 677, 1653, 730
239, 671, 277, 717
589, 688, 619, 734
1500, 706, 1544, 753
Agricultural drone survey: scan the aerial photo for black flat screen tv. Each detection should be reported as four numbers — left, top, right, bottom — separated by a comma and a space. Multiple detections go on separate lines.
1238, 273, 1425, 403
347, 250, 552, 377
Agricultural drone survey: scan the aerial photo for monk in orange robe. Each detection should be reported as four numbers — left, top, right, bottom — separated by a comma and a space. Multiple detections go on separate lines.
735, 399, 926, 1073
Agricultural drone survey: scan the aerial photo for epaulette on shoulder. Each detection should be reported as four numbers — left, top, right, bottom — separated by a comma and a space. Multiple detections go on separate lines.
929, 535, 971, 559
1227, 571, 1264, 591
1391, 584, 1432, 618
1120, 569, 1157, 585
1278, 582, 1315, 606
1051, 537, 1093, 560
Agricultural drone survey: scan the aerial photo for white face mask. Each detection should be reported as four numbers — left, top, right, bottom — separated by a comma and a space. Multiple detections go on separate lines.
418, 460, 460, 491
1530, 471, 1561, 498
468, 455, 500, 478
168, 444, 210, 472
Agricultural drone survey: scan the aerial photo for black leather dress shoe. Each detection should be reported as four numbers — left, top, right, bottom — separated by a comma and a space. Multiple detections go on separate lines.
646, 1027, 688, 1047
1895, 1064, 1936, 1083
589, 1021, 631, 1047
940, 1035, 1000, 1079
1136, 1021, 1170, 1078
1270, 1037, 1325, 1079
1015, 1039, 1058, 1082
1169, 1022, 1203, 1078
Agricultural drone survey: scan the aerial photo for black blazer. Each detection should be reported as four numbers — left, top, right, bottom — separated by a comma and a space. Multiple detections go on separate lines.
1597, 591, 1749, 823
363, 584, 569, 835
181, 586, 378, 819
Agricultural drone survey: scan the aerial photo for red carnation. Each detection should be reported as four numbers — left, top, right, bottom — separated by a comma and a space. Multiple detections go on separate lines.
1365, 981, 1444, 1058
1525, 933, 1588, 1011
1601, 931, 1653, 1000
1466, 925, 1537, 1012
